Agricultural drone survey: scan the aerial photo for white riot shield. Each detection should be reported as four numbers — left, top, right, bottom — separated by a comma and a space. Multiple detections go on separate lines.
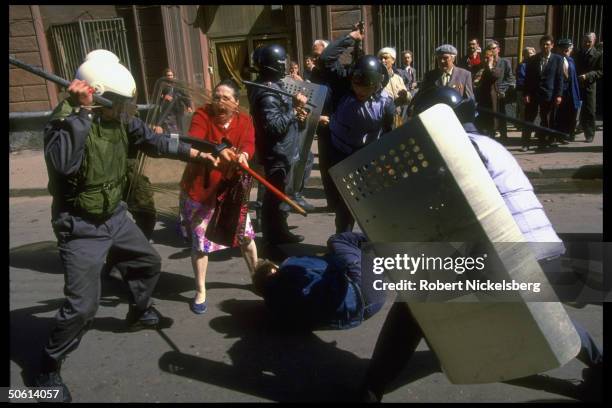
328, 104, 581, 384
281, 77, 327, 194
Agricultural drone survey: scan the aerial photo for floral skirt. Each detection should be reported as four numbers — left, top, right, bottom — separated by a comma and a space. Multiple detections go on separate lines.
179, 192, 255, 254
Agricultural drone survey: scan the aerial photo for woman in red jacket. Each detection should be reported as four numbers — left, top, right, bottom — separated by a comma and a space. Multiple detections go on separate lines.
179, 79, 257, 314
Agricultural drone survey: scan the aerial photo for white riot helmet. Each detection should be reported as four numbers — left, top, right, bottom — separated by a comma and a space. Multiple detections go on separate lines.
76, 49, 136, 99
84, 49, 120, 63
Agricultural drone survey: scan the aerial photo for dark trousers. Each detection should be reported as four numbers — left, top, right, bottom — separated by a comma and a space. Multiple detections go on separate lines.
496, 95, 508, 137
285, 150, 314, 198
579, 86, 597, 140
327, 142, 355, 233
554, 97, 578, 140
523, 99, 555, 147
261, 160, 291, 238
316, 125, 335, 210
44, 202, 161, 364
362, 256, 603, 401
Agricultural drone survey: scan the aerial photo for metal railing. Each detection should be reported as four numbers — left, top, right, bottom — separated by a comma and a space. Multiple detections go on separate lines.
49, 18, 132, 80
559, 5, 604, 47
9, 105, 153, 132
377, 5, 468, 82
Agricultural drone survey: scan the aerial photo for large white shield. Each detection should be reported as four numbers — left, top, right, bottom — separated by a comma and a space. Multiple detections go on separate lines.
328, 104, 581, 384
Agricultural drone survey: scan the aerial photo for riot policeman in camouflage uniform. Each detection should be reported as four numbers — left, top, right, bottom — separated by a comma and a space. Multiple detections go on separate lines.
33, 50, 219, 401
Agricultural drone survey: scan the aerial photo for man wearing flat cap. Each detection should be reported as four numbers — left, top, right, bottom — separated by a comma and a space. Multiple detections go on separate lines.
421, 44, 474, 100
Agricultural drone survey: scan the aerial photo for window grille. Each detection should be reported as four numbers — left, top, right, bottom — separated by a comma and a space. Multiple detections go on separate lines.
559, 5, 603, 47
49, 18, 132, 81
377, 5, 468, 82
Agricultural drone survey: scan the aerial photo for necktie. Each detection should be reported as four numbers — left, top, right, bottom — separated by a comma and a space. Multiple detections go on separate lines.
563, 57, 569, 79
541, 56, 549, 72
442, 73, 450, 86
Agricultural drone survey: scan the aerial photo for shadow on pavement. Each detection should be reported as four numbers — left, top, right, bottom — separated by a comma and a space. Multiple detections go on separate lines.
158, 298, 369, 402
384, 350, 441, 392
261, 242, 328, 263
10, 241, 63, 274
301, 187, 327, 200
9, 242, 209, 304
504, 375, 581, 401
553, 146, 603, 153
10, 299, 65, 384
150, 213, 186, 249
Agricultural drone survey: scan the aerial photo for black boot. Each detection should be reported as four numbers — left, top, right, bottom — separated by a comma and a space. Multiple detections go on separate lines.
125, 305, 173, 332
33, 355, 72, 403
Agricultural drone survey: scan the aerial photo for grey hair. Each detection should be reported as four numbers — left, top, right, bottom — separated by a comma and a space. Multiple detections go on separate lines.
313, 39, 329, 48
583, 32, 597, 41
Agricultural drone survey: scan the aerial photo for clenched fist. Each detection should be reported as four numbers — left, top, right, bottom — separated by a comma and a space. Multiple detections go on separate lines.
68, 79, 94, 108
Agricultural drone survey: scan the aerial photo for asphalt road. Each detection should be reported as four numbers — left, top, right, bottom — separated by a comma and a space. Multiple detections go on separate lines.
9, 181, 604, 402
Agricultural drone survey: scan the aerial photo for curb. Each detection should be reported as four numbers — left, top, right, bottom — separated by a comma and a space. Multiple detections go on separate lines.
530, 164, 603, 179
10, 165, 601, 198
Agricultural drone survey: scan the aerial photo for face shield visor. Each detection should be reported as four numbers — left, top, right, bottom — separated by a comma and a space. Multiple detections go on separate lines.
98, 91, 138, 123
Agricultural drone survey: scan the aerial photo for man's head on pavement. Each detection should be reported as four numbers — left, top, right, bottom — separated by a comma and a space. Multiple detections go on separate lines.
435, 44, 457, 73
252, 259, 279, 296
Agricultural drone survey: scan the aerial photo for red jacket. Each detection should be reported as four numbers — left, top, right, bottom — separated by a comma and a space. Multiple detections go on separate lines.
180, 105, 255, 204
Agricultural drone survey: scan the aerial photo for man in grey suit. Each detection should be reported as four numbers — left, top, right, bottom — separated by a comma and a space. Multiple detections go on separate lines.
486, 40, 515, 140
574, 32, 603, 143
421, 44, 474, 100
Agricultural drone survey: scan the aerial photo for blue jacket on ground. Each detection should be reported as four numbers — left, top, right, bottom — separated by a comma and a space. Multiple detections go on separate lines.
262, 232, 385, 330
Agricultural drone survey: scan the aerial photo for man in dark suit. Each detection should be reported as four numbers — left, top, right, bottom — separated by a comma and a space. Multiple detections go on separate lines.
574, 32, 603, 143
522, 35, 564, 151
421, 44, 474, 100
485, 40, 516, 140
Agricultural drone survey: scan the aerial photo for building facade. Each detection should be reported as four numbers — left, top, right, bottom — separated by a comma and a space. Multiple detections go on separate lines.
9, 4, 604, 113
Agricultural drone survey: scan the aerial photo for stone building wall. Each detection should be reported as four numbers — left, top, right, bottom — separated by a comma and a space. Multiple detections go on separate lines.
9, 5, 52, 112
484, 5, 551, 69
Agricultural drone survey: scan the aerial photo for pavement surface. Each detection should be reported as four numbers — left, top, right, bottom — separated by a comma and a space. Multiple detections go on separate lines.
8, 127, 605, 403
8, 128, 604, 195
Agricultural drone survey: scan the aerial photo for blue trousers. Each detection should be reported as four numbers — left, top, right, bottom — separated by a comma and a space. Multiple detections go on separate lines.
327, 232, 386, 319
